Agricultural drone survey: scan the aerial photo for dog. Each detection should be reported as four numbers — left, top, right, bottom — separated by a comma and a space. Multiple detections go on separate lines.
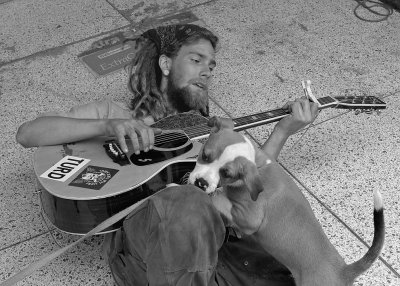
188, 116, 385, 286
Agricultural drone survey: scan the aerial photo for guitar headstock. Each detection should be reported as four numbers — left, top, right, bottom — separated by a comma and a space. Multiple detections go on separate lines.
302, 80, 386, 114
333, 96, 387, 113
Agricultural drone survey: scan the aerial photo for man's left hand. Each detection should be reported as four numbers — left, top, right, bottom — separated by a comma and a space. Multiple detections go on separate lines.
275, 97, 319, 136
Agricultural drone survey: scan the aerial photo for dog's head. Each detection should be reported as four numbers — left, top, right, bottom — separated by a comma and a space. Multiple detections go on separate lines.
188, 116, 264, 200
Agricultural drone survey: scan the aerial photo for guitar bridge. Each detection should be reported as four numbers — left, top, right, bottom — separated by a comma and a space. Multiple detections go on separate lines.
103, 140, 131, 166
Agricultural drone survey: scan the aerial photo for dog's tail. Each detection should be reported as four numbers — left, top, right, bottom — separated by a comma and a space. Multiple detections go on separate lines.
343, 189, 385, 282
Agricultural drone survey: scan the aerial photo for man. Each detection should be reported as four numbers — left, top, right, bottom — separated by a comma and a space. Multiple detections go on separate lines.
16, 24, 318, 285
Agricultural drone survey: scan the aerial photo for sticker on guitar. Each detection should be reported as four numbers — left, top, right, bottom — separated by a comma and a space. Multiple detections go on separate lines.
69, 165, 119, 190
40, 156, 90, 182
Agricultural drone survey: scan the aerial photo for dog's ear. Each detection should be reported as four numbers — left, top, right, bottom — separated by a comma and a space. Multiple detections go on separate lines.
208, 116, 235, 133
220, 156, 264, 201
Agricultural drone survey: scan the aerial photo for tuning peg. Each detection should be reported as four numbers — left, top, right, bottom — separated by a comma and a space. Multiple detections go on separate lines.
354, 109, 361, 115
375, 110, 382, 115
364, 109, 373, 115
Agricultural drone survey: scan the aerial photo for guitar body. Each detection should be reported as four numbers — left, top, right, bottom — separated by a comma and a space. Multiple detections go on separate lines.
35, 113, 207, 235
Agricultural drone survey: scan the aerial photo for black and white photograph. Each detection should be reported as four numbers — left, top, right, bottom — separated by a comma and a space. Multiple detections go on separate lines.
1, 0, 399, 285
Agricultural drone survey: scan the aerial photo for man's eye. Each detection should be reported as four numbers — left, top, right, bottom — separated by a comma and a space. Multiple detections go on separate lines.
192, 58, 200, 63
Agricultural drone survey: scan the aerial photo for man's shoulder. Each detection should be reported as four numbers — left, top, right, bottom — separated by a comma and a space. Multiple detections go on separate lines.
104, 99, 136, 119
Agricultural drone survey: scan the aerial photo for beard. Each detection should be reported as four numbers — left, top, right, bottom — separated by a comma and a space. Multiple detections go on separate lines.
166, 72, 209, 116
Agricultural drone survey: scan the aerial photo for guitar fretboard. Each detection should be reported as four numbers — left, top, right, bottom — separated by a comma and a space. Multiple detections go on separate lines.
155, 95, 385, 142
231, 108, 288, 132
183, 96, 337, 140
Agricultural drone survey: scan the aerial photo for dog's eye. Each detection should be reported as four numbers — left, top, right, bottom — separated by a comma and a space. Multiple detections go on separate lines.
219, 167, 230, 178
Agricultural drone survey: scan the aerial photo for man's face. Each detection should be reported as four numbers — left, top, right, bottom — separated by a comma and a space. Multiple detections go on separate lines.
166, 38, 216, 114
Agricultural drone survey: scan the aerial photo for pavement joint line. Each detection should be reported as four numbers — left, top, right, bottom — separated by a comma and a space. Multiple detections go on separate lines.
0, 0, 13, 5
0, 229, 54, 252
0, 24, 132, 69
105, 0, 132, 24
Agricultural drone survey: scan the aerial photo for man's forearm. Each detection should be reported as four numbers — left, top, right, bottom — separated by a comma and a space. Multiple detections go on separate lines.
16, 116, 107, 148
260, 126, 290, 161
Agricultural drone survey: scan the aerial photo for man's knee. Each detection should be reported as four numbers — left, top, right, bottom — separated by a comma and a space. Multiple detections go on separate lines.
154, 185, 224, 230
122, 185, 225, 244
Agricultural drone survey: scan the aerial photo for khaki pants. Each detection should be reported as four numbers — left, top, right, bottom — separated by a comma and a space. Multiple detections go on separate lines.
106, 186, 294, 286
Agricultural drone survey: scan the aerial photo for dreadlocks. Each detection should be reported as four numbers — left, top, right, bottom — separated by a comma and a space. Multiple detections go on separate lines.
126, 24, 219, 121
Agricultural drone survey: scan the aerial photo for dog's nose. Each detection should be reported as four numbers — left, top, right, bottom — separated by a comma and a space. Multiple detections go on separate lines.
194, 178, 209, 191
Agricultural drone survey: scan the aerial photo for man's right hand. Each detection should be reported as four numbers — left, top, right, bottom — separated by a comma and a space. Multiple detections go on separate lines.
105, 119, 162, 154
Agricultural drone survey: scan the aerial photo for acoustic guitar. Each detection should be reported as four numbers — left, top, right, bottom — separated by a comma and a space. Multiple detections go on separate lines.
34, 94, 386, 234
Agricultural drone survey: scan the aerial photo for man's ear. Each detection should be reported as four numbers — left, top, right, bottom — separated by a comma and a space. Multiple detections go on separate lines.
159, 54, 172, 76
208, 116, 235, 133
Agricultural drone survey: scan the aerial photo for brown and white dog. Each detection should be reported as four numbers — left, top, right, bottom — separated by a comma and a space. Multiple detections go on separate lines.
188, 116, 385, 286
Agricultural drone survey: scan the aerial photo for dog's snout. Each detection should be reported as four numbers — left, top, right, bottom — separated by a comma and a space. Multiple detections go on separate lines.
194, 178, 209, 191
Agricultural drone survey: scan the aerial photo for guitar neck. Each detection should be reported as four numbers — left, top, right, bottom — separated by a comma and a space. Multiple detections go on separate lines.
183, 108, 289, 141
173, 95, 385, 141
231, 108, 289, 132
183, 96, 334, 140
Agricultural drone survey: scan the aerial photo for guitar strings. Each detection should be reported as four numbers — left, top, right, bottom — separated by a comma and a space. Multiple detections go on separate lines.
187, 109, 288, 135
153, 134, 188, 146
149, 108, 291, 147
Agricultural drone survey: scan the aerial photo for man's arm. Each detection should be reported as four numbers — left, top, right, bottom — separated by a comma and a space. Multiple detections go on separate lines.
16, 116, 160, 154
16, 100, 115, 148
16, 100, 161, 154
261, 98, 319, 160
16, 116, 109, 147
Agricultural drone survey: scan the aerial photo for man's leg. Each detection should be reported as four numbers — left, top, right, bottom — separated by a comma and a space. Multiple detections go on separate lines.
107, 185, 226, 286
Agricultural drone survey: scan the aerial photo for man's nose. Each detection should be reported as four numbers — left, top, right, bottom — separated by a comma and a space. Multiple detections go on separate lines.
194, 177, 209, 191
200, 66, 212, 79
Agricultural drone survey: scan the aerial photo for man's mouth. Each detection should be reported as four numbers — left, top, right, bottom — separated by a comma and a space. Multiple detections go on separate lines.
191, 81, 207, 90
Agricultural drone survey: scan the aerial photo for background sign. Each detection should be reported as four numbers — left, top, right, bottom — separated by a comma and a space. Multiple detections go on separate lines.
79, 11, 209, 77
